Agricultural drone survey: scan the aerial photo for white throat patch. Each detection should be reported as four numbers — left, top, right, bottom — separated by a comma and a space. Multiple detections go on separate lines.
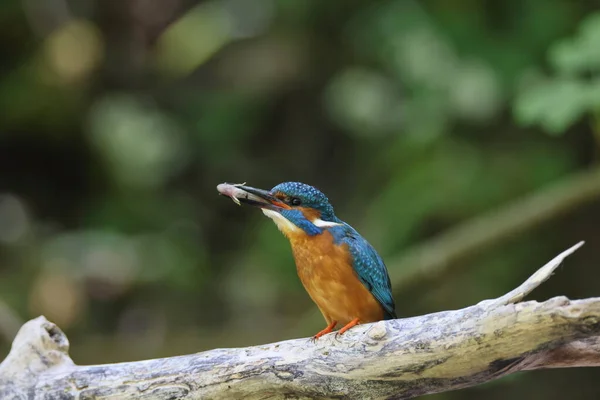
262, 209, 300, 233
261, 209, 342, 234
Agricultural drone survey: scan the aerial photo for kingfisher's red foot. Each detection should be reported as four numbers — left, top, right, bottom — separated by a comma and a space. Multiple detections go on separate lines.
336, 318, 360, 337
312, 320, 337, 340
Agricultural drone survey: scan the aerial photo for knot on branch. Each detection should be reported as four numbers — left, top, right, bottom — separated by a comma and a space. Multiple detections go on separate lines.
0, 316, 74, 381
579, 316, 600, 334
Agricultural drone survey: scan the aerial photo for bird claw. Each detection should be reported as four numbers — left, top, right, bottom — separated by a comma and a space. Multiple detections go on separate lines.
334, 330, 348, 340
311, 333, 327, 342
311, 321, 338, 342
336, 318, 360, 337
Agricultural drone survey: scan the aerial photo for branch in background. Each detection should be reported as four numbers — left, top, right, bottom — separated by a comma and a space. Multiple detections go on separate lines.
1, 243, 596, 400
389, 168, 600, 286
293, 166, 600, 334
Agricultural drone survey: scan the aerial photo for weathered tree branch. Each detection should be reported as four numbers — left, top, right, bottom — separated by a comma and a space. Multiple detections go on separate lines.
1, 242, 597, 399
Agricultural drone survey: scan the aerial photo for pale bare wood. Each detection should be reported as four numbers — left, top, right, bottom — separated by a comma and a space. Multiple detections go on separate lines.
1, 242, 598, 400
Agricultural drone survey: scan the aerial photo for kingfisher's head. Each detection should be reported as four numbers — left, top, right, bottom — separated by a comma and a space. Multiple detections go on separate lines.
220, 181, 340, 237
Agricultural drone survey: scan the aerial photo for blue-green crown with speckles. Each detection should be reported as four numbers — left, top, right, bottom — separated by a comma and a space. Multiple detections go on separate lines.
271, 182, 336, 221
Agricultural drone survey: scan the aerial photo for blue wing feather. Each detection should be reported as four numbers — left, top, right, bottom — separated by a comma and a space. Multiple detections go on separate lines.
329, 223, 397, 319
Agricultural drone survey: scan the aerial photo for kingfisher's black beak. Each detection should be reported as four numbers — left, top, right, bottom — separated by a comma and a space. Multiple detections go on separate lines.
236, 185, 281, 209
217, 183, 290, 211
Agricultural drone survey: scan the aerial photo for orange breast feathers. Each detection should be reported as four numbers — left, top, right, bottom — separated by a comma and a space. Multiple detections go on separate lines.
289, 230, 384, 326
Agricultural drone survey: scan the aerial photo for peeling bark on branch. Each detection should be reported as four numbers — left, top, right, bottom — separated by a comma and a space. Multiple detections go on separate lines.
1, 242, 598, 400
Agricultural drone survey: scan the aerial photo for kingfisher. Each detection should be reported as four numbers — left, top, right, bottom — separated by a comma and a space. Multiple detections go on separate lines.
217, 181, 396, 339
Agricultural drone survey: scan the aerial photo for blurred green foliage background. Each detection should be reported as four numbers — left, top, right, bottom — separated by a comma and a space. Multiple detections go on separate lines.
1, 0, 600, 398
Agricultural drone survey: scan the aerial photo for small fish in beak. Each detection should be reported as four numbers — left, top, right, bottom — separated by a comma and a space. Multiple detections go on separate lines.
216, 183, 246, 206
216, 182, 283, 210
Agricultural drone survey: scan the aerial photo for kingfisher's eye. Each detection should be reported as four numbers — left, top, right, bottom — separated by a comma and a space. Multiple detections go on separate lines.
290, 197, 302, 206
